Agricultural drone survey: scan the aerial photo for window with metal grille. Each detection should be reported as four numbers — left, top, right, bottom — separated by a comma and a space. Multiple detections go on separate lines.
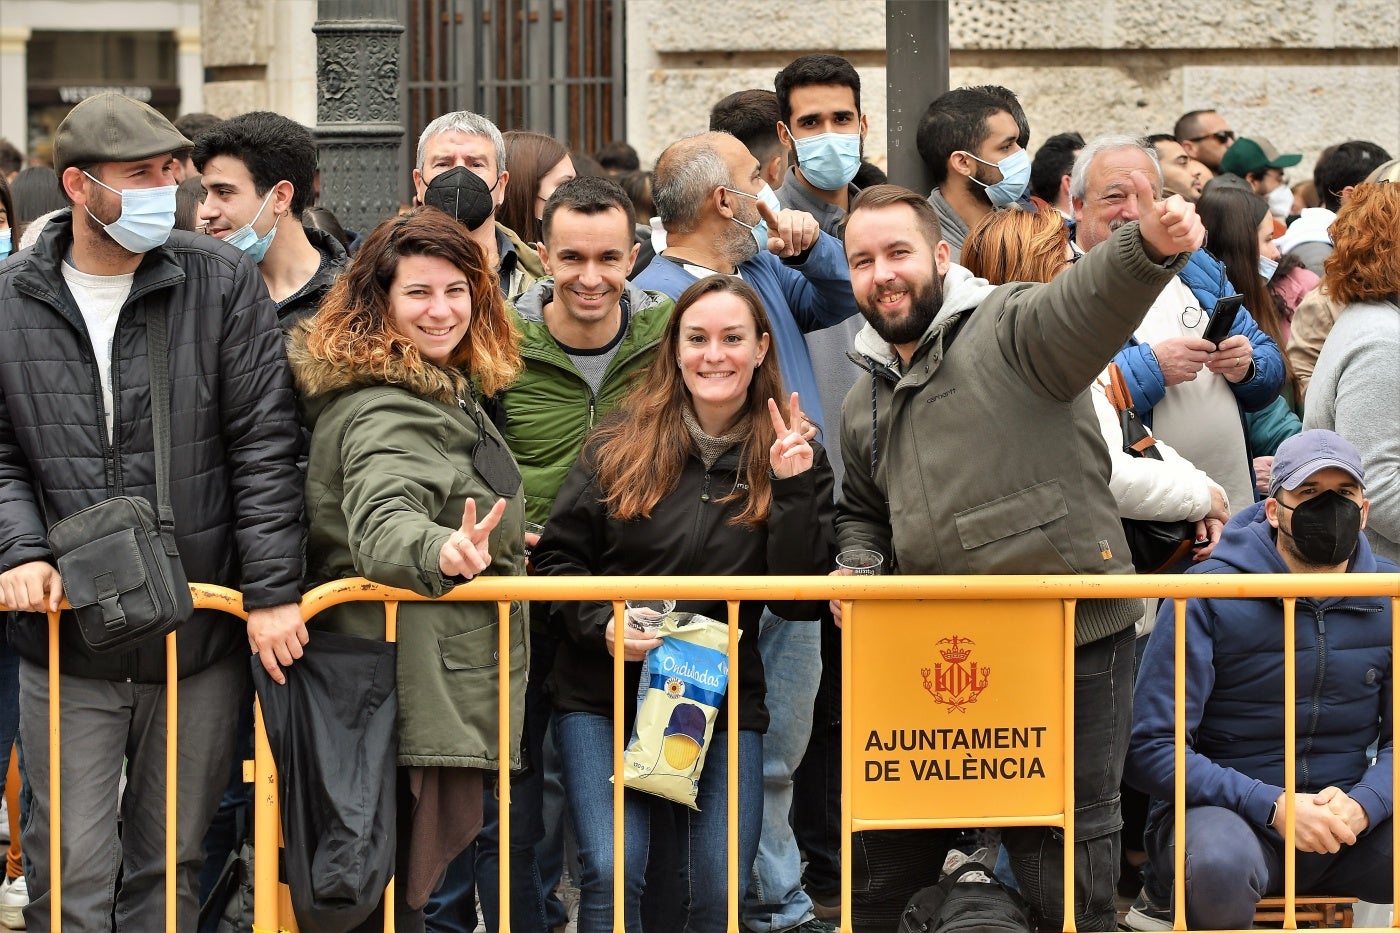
404, 0, 624, 167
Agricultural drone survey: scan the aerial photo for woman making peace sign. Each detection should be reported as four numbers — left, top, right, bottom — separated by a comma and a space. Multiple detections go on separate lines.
533, 274, 835, 932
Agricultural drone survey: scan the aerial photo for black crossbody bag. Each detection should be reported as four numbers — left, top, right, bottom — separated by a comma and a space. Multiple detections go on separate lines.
47, 306, 194, 652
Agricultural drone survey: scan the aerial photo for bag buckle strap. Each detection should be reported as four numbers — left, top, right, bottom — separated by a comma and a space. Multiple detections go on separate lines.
94, 572, 127, 631
159, 509, 180, 558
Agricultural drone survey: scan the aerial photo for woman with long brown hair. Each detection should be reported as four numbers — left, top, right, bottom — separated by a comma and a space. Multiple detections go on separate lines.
499, 130, 575, 245
288, 208, 528, 931
533, 274, 835, 933
1303, 178, 1400, 563
1196, 185, 1300, 407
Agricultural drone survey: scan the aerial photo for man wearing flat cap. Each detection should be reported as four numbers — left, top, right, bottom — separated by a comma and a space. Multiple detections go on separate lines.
1124, 429, 1395, 930
0, 93, 305, 929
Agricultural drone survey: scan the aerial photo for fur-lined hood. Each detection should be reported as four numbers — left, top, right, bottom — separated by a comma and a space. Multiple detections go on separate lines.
286, 319, 475, 423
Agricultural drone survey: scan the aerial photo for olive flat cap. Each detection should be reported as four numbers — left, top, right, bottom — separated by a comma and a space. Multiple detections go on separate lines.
54, 94, 193, 175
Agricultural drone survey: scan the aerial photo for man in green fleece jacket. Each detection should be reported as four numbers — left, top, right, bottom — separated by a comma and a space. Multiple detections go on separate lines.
835, 177, 1204, 931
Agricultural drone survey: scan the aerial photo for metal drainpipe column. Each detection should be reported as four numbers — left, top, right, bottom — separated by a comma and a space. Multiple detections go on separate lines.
884, 0, 949, 195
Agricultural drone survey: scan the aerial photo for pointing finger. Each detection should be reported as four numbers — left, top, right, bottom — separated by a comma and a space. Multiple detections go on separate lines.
460, 496, 478, 534
756, 197, 779, 228
788, 392, 802, 436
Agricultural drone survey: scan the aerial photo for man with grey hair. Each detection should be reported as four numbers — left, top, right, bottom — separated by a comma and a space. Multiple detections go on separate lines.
1073, 135, 1284, 519
412, 110, 542, 298
634, 130, 858, 933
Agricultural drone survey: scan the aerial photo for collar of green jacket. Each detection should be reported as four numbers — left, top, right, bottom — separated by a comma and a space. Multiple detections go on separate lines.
286, 318, 476, 421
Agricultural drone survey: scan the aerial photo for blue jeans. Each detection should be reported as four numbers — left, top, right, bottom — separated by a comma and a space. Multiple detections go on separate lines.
1002, 625, 1134, 931
794, 610, 842, 899
1145, 805, 1393, 930
743, 609, 821, 932
556, 711, 762, 933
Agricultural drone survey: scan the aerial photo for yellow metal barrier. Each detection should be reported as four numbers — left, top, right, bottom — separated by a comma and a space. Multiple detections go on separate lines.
6, 571, 1399, 932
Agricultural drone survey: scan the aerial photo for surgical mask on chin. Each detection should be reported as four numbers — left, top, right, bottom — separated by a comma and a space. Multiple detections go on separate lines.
0, 228, 11, 261
1258, 254, 1279, 281
82, 171, 177, 253
224, 188, 280, 263
792, 130, 861, 191
1278, 489, 1362, 566
724, 187, 770, 255
1267, 184, 1293, 219
960, 148, 1031, 207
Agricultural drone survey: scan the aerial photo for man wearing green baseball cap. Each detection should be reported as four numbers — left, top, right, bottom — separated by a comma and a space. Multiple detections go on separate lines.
0, 93, 307, 930
1219, 136, 1303, 205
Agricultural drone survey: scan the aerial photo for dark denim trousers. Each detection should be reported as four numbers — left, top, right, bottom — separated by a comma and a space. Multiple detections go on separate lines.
1145, 805, 1393, 929
1002, 625, 1135, 931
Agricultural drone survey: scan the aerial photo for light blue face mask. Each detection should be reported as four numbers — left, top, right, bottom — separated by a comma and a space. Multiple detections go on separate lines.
792, 130, 862, 191
960, 147, 1032, 207
1258, 254, 1279, 281
83, 171, 177, 253
725, 186, 772, 256
0, 228, 11, 261
224, 188, 280, 263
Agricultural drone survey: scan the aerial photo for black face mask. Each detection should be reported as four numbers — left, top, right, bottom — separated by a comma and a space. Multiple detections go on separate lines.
1277, 489, 1362, 566
423, 166, 497, 231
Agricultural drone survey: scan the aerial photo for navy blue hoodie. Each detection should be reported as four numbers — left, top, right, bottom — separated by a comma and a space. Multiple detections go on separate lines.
1127, 499, 1396, 833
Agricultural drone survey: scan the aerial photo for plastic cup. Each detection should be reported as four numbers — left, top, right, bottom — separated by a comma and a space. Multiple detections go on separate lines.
626, 598, 675, 634
836, 548, 884, 575
523, 521, 545, 559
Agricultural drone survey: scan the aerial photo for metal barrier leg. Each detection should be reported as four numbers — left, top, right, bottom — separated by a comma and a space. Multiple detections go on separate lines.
498, 600, 512, 933
1061, 600, 1076, 933
47, 610, 61, 933
252, 698, 279, 933
165, 631, 178, 933
840, 599, 853, 933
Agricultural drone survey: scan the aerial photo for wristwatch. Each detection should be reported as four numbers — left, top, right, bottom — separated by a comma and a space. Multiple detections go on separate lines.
1267, 800, 1279, 828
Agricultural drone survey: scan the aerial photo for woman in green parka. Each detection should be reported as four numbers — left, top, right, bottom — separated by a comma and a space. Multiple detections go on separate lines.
288, 208, 528, 930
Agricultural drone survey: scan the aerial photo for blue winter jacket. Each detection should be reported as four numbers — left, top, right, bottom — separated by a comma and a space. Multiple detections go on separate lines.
1126, 500, 1396, 834
1112, 249, 1284, 421
632, 231, 858, 435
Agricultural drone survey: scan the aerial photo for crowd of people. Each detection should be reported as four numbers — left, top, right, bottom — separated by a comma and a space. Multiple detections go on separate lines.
0, 50, 1396, 933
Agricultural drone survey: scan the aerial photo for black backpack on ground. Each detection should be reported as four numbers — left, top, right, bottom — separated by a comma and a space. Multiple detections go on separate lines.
898, 861, 1033, 933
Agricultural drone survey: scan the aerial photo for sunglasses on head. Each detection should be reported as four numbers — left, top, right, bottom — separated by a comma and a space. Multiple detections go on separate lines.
1186, 130, 1236, 145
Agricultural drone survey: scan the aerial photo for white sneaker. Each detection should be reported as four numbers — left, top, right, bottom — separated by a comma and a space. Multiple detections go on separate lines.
0, 875, 28, 929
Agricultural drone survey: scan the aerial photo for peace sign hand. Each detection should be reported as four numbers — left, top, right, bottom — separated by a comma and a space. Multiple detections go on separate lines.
439, 497, 509, 579
768, 392, 815, 478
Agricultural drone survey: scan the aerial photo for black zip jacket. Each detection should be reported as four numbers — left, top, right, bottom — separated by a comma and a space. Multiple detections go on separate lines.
534, 432, 836, 735
0, 212, 305, 682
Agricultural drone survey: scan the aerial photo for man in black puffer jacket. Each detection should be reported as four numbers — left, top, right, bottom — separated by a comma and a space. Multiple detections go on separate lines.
0, 94, 305, 931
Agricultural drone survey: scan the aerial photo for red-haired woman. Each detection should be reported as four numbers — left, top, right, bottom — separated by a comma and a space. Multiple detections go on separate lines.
289, 208, 528, 931
1303, 178, 1400, 563
533, 275, 835, 933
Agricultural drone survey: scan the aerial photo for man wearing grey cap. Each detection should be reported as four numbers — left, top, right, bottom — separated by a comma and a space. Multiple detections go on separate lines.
1123, 429, 1395, 930
0, 93, 306, 929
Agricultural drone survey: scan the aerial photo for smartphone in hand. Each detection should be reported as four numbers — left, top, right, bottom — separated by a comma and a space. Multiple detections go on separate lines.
1202, 294, 1244, 347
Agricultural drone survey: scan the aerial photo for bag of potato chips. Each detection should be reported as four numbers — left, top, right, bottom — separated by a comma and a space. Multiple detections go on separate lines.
622, 612, 733, 809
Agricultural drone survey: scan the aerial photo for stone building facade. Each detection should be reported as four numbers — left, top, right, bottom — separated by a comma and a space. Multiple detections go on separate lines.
4, 1, 1394, 205
624, 0, 1400, 187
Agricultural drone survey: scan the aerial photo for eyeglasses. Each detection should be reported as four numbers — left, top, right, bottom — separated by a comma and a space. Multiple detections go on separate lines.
1185, 130, 1236, 146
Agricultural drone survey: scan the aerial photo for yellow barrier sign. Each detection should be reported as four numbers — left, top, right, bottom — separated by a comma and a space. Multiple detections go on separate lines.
849, 599, 1066, 822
